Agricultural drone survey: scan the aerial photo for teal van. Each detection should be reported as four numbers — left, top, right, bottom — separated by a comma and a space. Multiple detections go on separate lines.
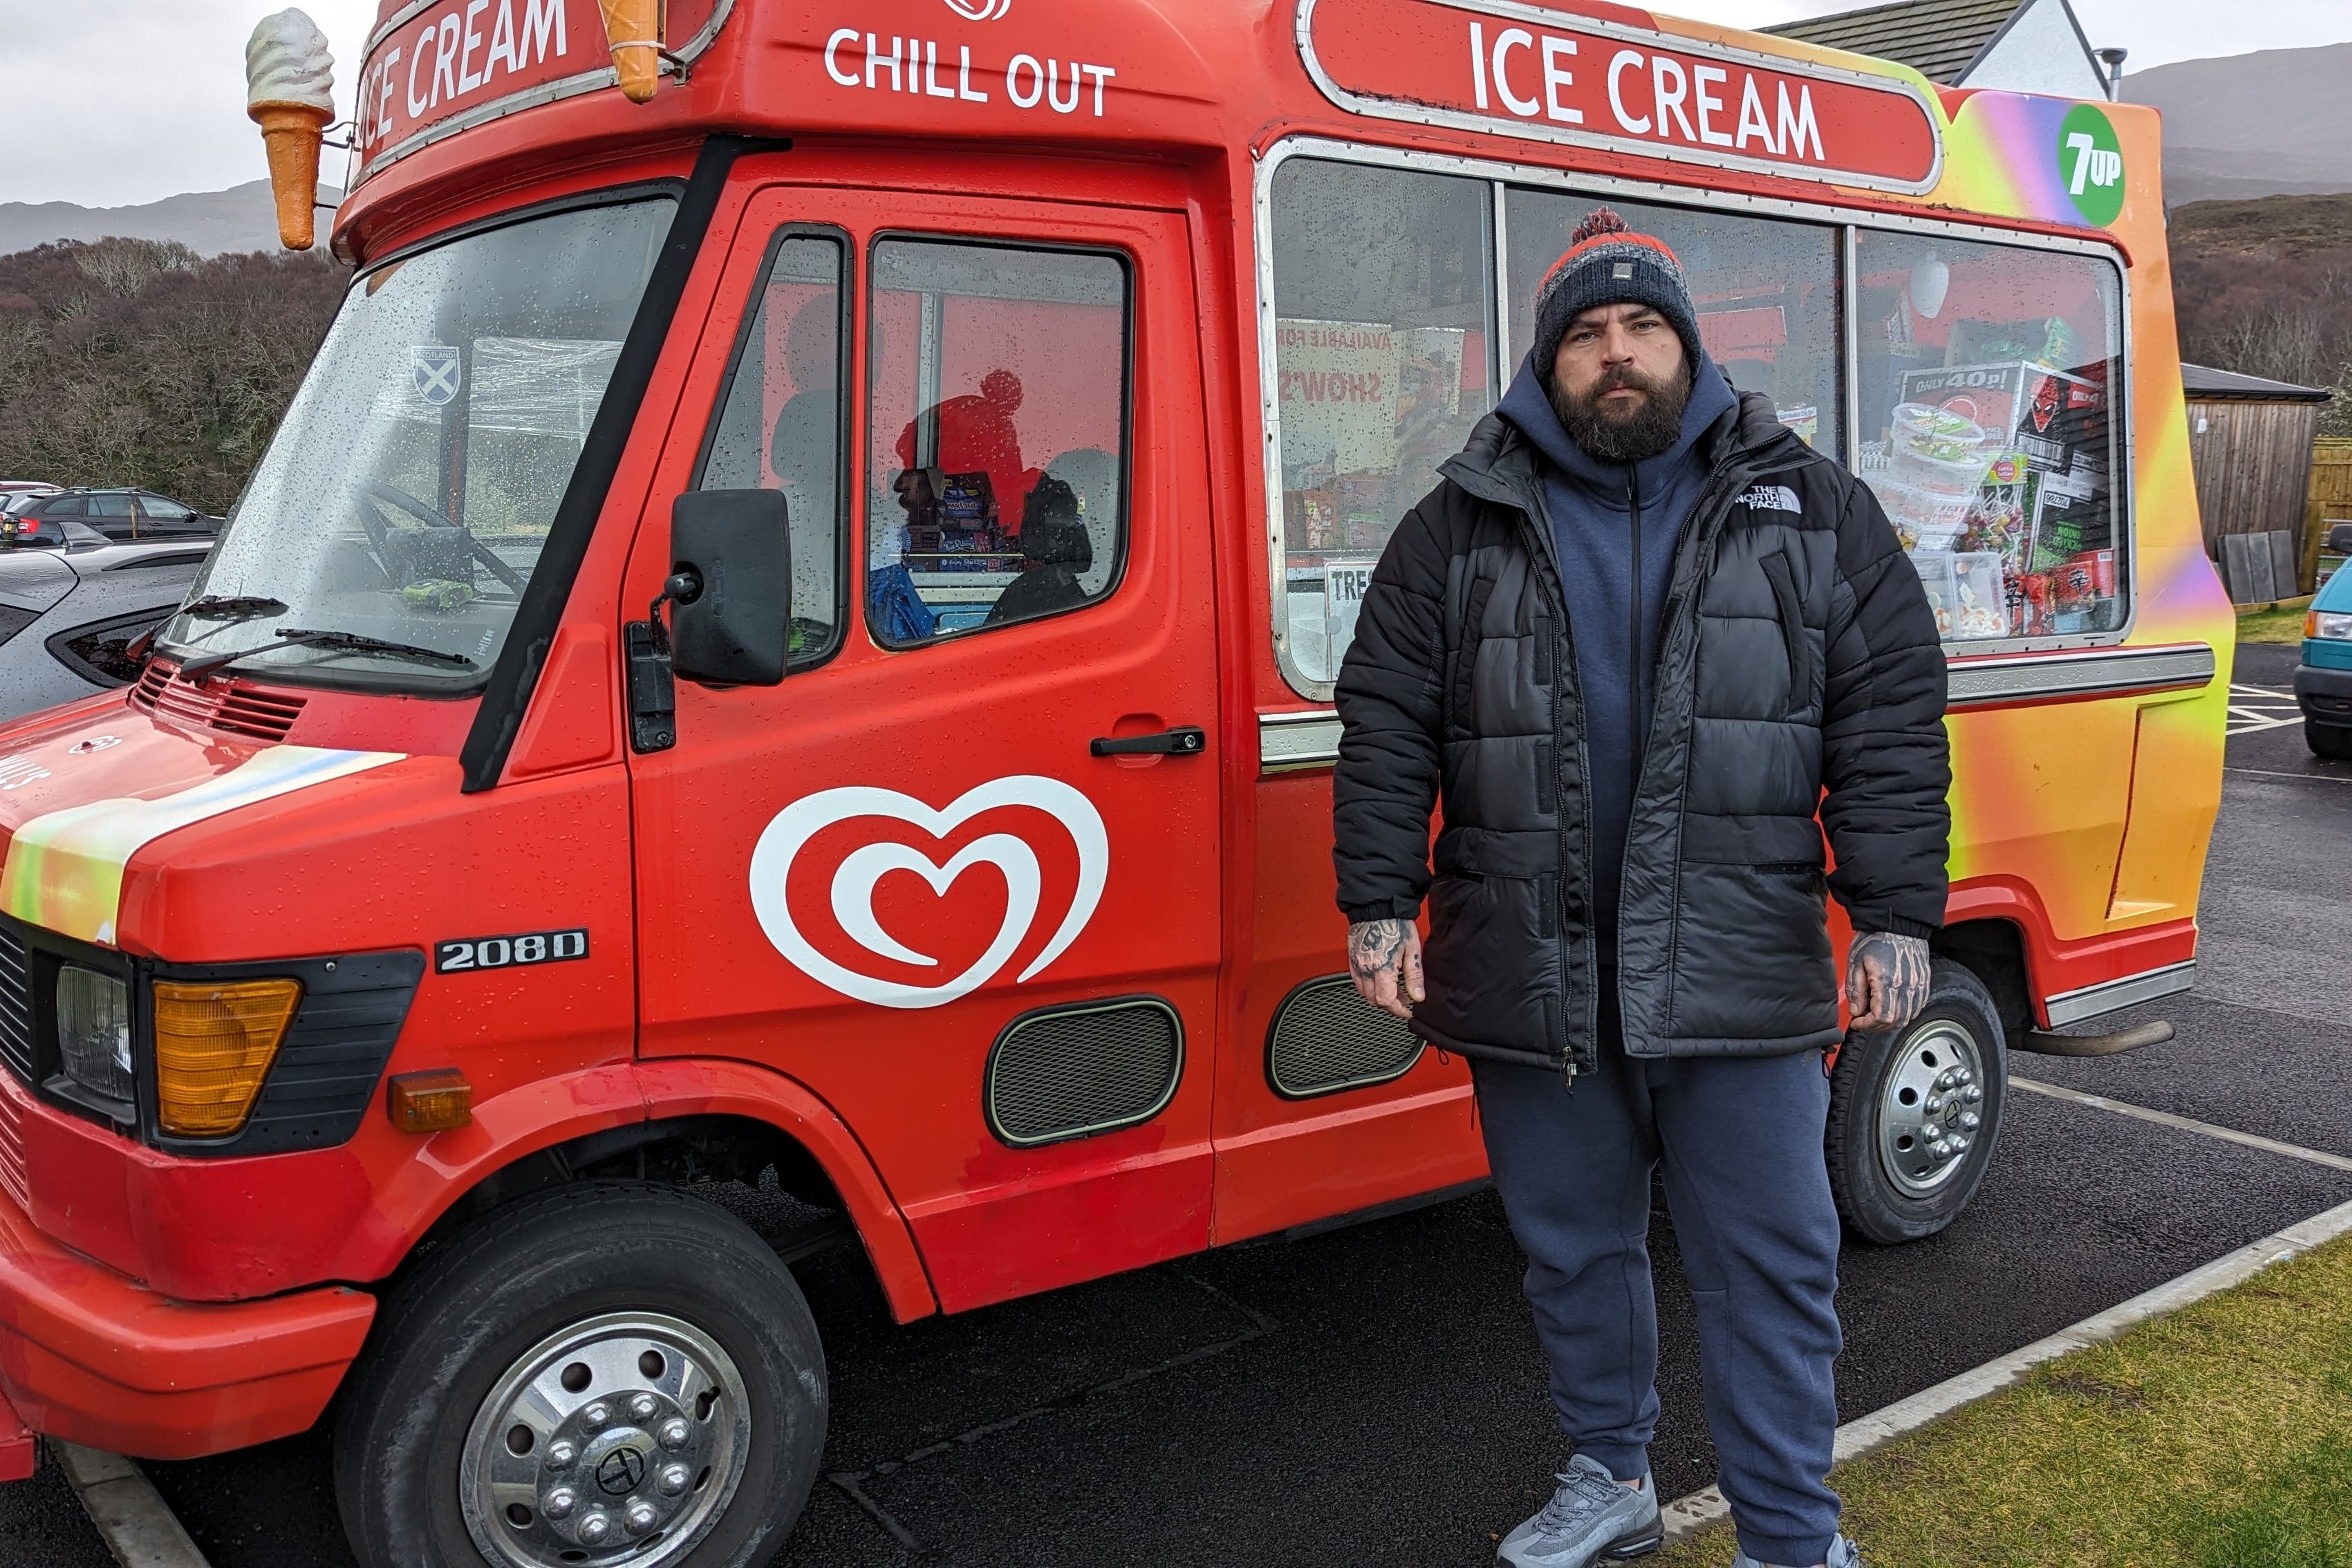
2295, 543, 2352, 758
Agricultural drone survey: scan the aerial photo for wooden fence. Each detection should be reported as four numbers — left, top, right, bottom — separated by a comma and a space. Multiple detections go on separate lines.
2299, 439, 2352, 594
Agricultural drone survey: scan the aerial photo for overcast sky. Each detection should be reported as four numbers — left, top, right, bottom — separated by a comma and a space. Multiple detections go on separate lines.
2, 0, 2348, 209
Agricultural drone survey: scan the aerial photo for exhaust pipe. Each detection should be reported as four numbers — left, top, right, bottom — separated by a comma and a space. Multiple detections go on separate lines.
2015, 1020, 2173, 1058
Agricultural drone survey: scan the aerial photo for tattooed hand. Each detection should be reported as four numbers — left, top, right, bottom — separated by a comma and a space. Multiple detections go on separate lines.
1347, 919, 1424, 1022
1847, 931, 1931, 1033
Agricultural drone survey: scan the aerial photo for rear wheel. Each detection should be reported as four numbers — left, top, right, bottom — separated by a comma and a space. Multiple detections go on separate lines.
1827, 960, 2008, 1244
2307, 720, 2352, 760
333, 1181, 825, 1568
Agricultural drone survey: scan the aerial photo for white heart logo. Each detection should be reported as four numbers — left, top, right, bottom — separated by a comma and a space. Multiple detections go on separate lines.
942, 0, 1011, 19
748, 775, 1107, 1009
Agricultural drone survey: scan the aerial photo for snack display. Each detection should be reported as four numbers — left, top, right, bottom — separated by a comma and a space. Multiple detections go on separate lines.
1910, 551, 1958, 637
1875, 357, 2118, 642
1874, 476, 1974, 552
1899, 362, 2108, 482
243, 9, 335, 252
1888, 402, 1992, 494
1948, 552, 2009, 640
1957, 452, 2035, 573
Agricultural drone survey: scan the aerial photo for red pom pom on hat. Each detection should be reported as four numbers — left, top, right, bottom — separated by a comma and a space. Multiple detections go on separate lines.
1568, 206, 1632, 247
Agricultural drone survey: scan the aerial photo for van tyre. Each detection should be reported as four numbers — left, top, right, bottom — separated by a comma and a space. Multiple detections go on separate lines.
2306, 720, 2352, 760
1826, 960, 2007, 1245
333, 1180, 825, 1568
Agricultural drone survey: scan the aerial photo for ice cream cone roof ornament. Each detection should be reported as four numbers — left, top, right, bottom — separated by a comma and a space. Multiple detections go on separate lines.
243, 8, 335, 252
601, 0, 666, 104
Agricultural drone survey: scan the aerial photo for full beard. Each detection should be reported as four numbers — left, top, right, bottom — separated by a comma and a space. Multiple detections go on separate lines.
1552, 363, 1690, 465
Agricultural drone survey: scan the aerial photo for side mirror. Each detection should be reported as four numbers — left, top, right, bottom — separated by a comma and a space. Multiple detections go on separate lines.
667, 489, 790, 686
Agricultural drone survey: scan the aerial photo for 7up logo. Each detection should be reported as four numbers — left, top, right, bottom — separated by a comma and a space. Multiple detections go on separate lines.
2060, 104, 2125, 227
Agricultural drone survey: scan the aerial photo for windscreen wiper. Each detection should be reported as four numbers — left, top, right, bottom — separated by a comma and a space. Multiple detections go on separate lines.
180, 627, 476, 680
180, 595, 288, 620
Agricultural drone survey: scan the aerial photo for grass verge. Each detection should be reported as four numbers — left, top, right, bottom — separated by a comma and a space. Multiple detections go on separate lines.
2238, 604, 2311, 646
1651, 1231, 2352, 1567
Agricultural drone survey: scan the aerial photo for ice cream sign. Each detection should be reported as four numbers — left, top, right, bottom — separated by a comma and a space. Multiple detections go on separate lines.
346, 0, 735, 181
1297, 0, 1944, 193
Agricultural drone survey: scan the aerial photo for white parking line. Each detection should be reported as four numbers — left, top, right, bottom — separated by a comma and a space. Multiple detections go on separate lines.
2228, 767, 2352, 784
2007, 1076, 2352, 1172
2226, 682, 2300, 736
55, 1442, 209, 1568
1661, 1084, 2352, 1543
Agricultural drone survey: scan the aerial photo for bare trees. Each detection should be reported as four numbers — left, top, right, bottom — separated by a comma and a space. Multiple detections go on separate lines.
0, 237, 345, 509
2173, 201, 2352, 438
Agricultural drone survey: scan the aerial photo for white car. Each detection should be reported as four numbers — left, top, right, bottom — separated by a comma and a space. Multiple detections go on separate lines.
0, 518, 211, 718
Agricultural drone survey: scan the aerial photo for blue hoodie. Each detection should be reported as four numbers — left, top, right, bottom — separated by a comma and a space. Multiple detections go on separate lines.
1495, 349, 1739, 941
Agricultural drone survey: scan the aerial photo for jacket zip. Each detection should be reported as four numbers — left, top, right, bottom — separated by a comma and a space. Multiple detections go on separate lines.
1627, 466, 1643, 856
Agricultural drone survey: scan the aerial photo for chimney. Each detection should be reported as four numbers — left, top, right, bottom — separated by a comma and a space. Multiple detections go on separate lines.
2095, 46, 2128, 100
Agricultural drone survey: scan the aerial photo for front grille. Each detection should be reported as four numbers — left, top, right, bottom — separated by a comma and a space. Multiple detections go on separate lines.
985, 997, 1184, 1148
0, 1084, 23, 1211
131, 660, 306, 742
1267, 976, 1426, 1099
0, 924, 32, 1087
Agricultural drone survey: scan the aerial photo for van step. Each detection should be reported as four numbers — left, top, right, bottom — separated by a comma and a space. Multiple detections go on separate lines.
2015, 1020, 2176, 1057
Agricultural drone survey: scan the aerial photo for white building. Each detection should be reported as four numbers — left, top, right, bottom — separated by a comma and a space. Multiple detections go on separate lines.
1763, 0, 2115, 102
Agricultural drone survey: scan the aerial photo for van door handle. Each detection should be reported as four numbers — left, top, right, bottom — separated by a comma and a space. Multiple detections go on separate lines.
1090, 727, 1207, 757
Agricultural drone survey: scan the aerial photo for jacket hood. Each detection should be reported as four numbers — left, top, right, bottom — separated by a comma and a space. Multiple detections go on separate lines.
1494, 347, 1742, 512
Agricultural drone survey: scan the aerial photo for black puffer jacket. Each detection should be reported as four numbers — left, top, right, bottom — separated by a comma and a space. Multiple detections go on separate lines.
1332, 390, 1950, 1076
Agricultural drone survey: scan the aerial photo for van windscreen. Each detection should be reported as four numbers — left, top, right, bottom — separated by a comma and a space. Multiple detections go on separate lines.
156, 196, 676, 688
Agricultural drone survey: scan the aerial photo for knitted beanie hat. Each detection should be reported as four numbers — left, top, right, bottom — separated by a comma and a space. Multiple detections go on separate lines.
1529, 207, 1704, 390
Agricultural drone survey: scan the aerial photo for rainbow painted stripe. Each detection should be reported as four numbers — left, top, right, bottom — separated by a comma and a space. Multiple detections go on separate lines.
0, 746, 404, 946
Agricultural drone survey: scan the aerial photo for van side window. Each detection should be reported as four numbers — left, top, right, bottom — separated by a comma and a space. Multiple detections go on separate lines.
1855, 233, 2126, 643
698, 232, 848, 666
865, 239, 1130, 646
1507, 191, 1845, 460
1267, 161, 1498, 689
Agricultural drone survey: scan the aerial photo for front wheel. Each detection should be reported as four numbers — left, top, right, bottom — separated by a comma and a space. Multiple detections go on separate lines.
1826, 960, 2008, 1245
2308, 720, 2352, 760
333, 1181, 825, 1568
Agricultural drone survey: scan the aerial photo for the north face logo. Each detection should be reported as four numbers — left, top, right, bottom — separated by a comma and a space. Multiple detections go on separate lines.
1742, 485, 1801, 513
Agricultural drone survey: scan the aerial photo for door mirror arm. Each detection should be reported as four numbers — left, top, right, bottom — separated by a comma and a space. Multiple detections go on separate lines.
625, 490, 790, 754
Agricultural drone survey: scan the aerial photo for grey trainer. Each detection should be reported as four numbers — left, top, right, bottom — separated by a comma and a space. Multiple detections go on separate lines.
1730, 1535, 1864, 1568
1497, 1453, 1663, 1567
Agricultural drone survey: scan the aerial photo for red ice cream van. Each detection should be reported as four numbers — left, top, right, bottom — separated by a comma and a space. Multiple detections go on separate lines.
0, 0, 2227, 1560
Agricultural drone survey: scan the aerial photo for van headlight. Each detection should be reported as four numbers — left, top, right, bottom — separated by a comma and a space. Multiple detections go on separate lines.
2308, 611, 2352, 641
56, 966, 133, 1102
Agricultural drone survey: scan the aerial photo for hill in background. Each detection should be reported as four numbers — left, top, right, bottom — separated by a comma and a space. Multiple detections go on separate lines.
2127, 43, 2352, 206
0, 180, 344, 261
0, 238, 346, 510
2168, 194, 2351, 433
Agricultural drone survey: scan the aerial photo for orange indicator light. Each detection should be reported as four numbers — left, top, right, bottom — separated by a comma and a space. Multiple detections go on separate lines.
387, 1069, 473, 1133
152, 978, 303, 1137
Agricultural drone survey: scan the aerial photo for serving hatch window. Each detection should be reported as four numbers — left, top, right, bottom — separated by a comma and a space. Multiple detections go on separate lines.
864, 239, 1129, 646
1855, 232, 2126, 642
1268, 159, 1497, 688
1506, 191, 1844, 458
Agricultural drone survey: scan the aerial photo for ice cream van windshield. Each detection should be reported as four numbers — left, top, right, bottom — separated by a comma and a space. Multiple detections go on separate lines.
158, 196, 675, 688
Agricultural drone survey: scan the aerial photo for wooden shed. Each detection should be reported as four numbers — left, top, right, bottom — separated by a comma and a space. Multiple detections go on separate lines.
2181, 361, 2333, 601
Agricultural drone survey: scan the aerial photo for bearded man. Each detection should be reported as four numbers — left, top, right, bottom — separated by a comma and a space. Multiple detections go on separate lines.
1332, 209, 1950, 1568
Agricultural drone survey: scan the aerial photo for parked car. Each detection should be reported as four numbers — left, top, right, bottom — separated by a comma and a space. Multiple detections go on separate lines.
0, 482, 59, 499
0, 487, 221, 545
2296, 534, 2352, 759
0, 523, 209, 717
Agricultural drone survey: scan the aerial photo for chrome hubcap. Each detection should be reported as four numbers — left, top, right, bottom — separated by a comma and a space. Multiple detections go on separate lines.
461, 1312, 749, 1568
1876, 1018, 1987, 1198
